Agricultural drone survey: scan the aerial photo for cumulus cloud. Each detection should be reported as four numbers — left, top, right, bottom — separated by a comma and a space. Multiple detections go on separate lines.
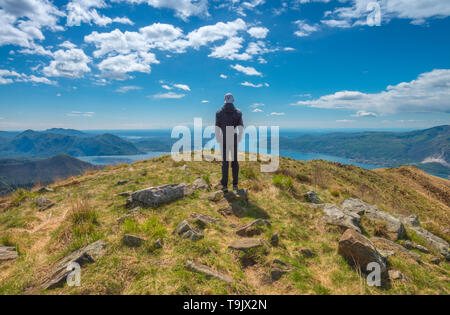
209, 37, 251, 61
294, 20, 319, 37
43, 42, 92, 78
152, 91, 185, 99
241, 81, 269, 88
231, 64, 262, 76
252, 108, 263, 112
351, 110, 377, 117
247, 26, 269, 39
67, 0, 133, 27
220, 74, 228, 79
294, 69, 450, 114
97, 51, 158, 80
0, 68, 56, 85
115, 85, 142, 93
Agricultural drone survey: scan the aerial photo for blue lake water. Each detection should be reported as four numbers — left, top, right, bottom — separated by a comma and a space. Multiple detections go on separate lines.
79, 150, 380, 170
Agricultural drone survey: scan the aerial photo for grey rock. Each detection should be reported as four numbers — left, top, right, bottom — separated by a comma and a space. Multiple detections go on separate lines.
402, 241, 430, 254
116, 180, 130, 186
338, 229, 388, 280
0, 246, 18, 262
174, 220, 192, 235
37, 187, 54, 193
371, 237, 421, 262
410, 227, 450, 260
389, 270, 404, 281
229, 238, 267, 251
304, 191, 321, 204
116, 207, 140, 223
185, 260, 233, 283
41, 240, 107, 290
190, 213, 220, 229
181, 229, 204, 241
299, 248, 316, 258
322, 204, 362, 233
123, 234, 147, 247
270, 234, 279, 247
270, 259, 292, 282
342, 198, 377, 215
36, 197, 55, 211
235, 219, 270, 237
430, 257, 441, 265
206, 191, 225, 202
397, 214, 420, 227
132, 184, 187, 208
365, 209, 406, 241
192, 178, 209, 191
154, 239, 163, 249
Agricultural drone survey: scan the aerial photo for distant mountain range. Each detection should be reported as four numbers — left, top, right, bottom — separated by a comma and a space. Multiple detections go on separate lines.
0, 155, 102, 196
280, 125, 450, 178
0, 129, 142, 158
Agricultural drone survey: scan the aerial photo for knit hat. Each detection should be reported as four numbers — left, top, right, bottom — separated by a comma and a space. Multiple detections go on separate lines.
224, 93, 234, 104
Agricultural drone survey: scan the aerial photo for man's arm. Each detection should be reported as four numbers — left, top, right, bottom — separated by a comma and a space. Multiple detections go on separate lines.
215, 113, 223, 145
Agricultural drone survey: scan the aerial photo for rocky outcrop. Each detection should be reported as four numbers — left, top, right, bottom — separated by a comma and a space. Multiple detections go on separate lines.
41, 240, 107, 290
131, 184, 187, 208
371, 237, 421, 263
402, 241, 430, 254
342, 199, 376, 215
173, 220, 204, 241
410, 227, 450, 260
123, 234, 147, 247
0, 246, 18, 262
235, 219, 270, 237
397, 214, 420, 227
304, 191, 321, 204
338, 229, 387, 278
229, 238, 268, 251
364, 209, 406, 241
322, 204, 362, 233
185, 260, 233, 283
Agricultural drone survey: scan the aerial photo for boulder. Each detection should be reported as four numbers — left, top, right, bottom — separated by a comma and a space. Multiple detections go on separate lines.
0, 246, 18, 262
190, 213, 221, 229
123, 234, 147, 247
185, 260, 233, 283
206, 191, 225, 202
371, 237, 421, 263
41, 240, 107, 290
131, 184, 187, 208
192, 179, 209, 190
410, 227, 450, 260
229, 238, 267, 251
402, 241, 430, 254
364, 209, 406, 241
235, 219, 270, 237
173, 220, 204, 241
397, 214, 420, 227
304, 191, 321, 204
338, 229, 387, 278
322, 204, 362, 233
342, 199, 376, 215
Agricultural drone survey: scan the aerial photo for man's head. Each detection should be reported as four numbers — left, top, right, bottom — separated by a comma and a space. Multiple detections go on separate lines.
224, 93, 234, 104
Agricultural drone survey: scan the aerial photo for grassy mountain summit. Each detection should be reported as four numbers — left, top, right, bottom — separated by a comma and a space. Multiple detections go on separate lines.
0, 155, 448, 295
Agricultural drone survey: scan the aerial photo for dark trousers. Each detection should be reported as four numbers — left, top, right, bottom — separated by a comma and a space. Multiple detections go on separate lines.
221, 141, 239, 187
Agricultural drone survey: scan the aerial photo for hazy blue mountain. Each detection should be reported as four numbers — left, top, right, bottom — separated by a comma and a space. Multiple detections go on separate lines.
44, 128, 92, 138
0, 155, 102, 196
0, 130, 142, 158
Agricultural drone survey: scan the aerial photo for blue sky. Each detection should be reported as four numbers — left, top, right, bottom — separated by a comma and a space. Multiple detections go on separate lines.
0, 0, 449, 130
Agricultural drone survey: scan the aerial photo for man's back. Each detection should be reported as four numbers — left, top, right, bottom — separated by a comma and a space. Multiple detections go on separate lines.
216, 103, 243, 136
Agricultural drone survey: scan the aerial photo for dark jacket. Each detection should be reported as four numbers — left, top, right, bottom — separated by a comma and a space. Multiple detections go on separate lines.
215, 103, 244, 135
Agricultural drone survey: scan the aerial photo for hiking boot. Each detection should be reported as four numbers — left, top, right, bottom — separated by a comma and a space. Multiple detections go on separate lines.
233, 185, 239, 191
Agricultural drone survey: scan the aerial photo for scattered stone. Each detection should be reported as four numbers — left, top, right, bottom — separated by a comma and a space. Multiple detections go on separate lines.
192, 178, 209, 190
116, 191, 132, 198
229, 238, 267, 251
430, 257, 441, 265
206, 191, 225, 202
270, 259, 292, 282
37, 187, 54, 193
131, 184, 187, 208
36, 197, 55, 211
270, 234, 279, 247
116, 180, 130, 186
304, 191, 321, 204
185, 260, 233, 283
190, 213, 220, 229
154, 239, 163, 249
364, 209, 406, 241
371, 237, 421, 263
180, 165, 187, 171
322, 204, 362, 233
338, 229, 387, 279
402, 241, 430, 254
174, 220, 204, 241
116, 207, 140, 223
218, 205, 233, 217
174, 220, 192, 235
235, 219, 271, 237
299, 248, 316, 258
41, 240, 107, 290
397, 214, 420, 227
379, 250, 396, 260
342, 198, 376, 215
389, 270, 404, 281
0, 246, 18, 262
123, 234, 147, 247
410, 227, 450, 261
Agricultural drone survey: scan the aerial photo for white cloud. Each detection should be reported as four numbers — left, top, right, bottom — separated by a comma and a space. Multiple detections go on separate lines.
43, 43, 92, 78
351, 110, 377, 117
201, 100, 209, 103
187, 18, 247, 49
153, 92, 185, 99
294, 69, 450, 114
250, 103, 264, 108
231, 64, 262, 76
252, 108, 263, 113
336, 119, 355, 123
0, 68, 56, 85
220, 74, 228, 79
67, 111, 95, 117
162, 84, 172, 90
67, 0, 133, 27
97, 51, 158, 80
247, 26, 269, 39
115, 85, 142, 93
294, 20, 319, 37
173, 83, 191, 91
209, 37, 251, 61
241, 81, 269, 88
112, 0, 209, 21
270, 112, 285, 116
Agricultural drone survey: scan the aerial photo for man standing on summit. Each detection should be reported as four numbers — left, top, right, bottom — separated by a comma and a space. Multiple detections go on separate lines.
215, 93, 244, 192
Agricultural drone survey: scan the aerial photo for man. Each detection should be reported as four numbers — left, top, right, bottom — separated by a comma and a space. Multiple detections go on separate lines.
215, 93, 244, 192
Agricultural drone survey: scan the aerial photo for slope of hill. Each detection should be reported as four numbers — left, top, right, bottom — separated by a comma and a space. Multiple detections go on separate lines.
280, 125, 450, 177
0, 130, 142, 158
0, 155, 448, 295
0, 155, 102, 196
